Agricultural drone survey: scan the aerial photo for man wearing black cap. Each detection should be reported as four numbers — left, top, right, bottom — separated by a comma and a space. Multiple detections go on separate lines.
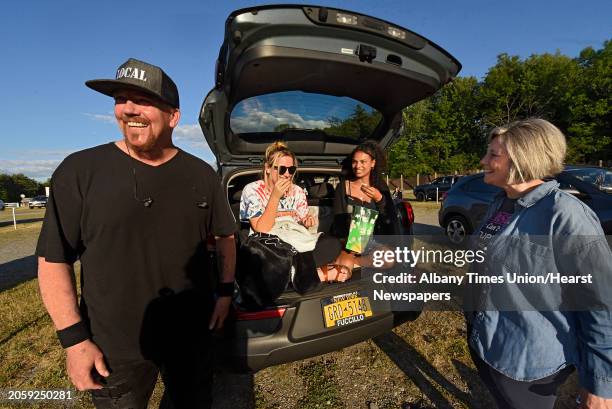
36, 58, 237, 408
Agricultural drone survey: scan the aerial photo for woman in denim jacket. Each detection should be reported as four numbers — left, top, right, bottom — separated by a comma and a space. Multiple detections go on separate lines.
468, 118, 612, 409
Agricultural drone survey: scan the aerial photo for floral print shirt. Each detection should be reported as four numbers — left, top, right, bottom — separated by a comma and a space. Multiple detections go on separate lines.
240, 180, 308, 223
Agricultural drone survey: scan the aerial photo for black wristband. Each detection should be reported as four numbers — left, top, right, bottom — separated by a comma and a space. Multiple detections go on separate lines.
216, 281, 235, 297
56, 321, 90, 348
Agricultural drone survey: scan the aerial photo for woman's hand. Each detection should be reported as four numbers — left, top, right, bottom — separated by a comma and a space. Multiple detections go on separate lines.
578, 389, 612, 409
360, 184, 383, 202
302, 214, 315, 228
272, 178, 292, 200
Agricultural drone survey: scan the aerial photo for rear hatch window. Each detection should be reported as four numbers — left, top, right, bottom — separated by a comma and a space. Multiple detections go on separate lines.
230, 91, 381, 141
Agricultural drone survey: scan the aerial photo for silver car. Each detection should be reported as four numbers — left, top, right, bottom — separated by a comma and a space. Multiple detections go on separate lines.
203, 4, 461, 371
29, 195, 48, 209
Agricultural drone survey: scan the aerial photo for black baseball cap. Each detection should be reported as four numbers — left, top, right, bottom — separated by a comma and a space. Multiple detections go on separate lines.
85, 58, 180, 108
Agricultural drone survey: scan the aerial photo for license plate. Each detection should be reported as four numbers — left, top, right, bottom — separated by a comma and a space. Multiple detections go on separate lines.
321, 291, 373, 328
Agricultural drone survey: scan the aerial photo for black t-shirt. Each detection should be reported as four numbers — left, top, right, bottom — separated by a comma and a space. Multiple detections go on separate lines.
36, 143, 236, 361
467, 197, 516, 313
332, 179, 400, 238
476, 197, 517, 249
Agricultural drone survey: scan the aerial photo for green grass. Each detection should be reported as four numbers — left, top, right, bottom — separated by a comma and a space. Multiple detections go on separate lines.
0, 207, 45, 223
0, 278, 160, 408
0, 279, 92, 408
0, 224, 165, 408
402, 191, 445, 208
0, 221, 43, 237
254, 384, 281, 409
295, 358, 344, 409
0, 208, 45, 236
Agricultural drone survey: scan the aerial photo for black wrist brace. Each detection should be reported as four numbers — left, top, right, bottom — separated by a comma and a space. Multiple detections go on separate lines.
216, 281, 235, 297
56, 321, 90, 348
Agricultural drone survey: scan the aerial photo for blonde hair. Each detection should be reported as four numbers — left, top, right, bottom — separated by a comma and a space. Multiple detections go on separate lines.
488, 118, 566, 184
263, 141, 297, 185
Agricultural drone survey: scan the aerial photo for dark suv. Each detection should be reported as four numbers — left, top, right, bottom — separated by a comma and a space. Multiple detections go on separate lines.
201, 5, 460, 372
439, 167, 612, 244
413, 175, 461, 201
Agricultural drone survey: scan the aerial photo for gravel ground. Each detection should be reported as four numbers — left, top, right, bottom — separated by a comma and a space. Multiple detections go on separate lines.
411, 203, 444, 236
212, 203, 582, 409
211, 203, 481, 409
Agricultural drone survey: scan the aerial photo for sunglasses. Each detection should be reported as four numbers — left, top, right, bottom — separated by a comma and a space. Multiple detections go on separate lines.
273, 165, 297, 175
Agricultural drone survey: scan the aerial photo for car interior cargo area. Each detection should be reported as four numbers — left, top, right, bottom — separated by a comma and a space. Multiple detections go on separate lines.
227, 169, 364, 308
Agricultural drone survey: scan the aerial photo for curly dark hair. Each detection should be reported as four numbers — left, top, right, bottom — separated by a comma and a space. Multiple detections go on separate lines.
342, 140, 388, 190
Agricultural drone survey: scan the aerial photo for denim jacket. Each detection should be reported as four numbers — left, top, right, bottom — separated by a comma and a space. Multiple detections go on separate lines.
468, 180, 612, 397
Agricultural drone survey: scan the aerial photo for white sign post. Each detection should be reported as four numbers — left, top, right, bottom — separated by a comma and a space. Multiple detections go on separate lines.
12, 207, 17, 230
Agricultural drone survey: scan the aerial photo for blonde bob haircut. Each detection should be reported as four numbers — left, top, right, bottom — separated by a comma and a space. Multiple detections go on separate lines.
263, 141, 297, 185
488, 118, 566, 184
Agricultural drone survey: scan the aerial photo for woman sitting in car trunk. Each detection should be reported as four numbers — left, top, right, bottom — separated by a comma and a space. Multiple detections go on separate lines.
239, 141, 351, 283
332, 141, 400, 267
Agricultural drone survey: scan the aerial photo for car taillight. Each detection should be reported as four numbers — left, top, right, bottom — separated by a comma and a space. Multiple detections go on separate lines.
402, 201, 415, 225
234, 307, 286, 321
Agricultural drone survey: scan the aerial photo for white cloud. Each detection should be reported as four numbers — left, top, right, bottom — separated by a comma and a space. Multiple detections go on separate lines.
0, 124, 216, 181
0, 123, 211, 181
0, 159, 62, 181
2, 149, 75, 160
230, 105, 330, 133
0, 148, 79, 180
84, 112, 115, 123
174, 124, 204, 143
173, 123, 211, 156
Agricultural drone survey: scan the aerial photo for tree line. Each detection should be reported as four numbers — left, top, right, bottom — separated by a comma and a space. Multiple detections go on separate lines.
0, 174, 49, 202
387, 40, 611, 177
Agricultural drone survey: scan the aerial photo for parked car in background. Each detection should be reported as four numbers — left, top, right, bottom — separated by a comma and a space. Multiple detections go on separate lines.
557, 166, 612, 233
413, 175, 462, 201
439, 166, 612, 244
0, 199, 5, 211
29, 195, 48, 209
201, 4, 460, 372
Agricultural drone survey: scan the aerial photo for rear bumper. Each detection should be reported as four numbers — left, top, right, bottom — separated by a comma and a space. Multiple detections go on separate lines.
227, 307, 396, 372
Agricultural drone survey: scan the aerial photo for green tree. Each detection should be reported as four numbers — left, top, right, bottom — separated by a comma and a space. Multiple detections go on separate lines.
479, 54, 525, 126
566, 41, 612, 163
324, 105, 381, 139
426, 76, 482, 173
0, 173, 43, 202
388, 100, 432, 176
390, 77, 482, 176
479, 52, 581, 129
388, 40, 612, 174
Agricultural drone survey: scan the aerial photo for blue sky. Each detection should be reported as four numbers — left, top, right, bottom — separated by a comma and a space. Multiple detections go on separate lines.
0, 0, 610, 181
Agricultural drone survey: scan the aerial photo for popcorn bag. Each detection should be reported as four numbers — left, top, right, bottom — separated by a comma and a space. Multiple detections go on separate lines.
345, 205, 379, 254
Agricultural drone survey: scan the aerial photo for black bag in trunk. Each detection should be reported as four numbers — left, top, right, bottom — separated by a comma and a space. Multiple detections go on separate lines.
237, 233, 320, 308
